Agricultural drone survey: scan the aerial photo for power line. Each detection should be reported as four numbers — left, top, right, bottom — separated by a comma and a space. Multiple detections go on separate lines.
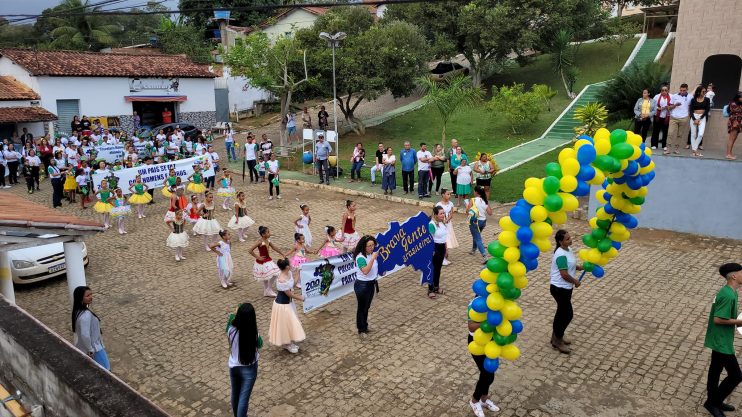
4, 0, 131, 25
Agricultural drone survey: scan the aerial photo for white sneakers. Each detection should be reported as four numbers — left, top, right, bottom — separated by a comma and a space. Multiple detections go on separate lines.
443, 258, 451, 266
470, 399, 499, 416
285, 343, 299, 354
481, 399, 500, 412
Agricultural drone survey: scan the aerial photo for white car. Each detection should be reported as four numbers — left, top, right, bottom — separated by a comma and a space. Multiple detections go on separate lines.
9, 238, 89, 285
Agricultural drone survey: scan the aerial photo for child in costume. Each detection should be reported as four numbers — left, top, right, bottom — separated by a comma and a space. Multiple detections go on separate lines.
193, 192, 222, 251
227, 191, 254, 242
109, 188, 131, 235
164, 186, 188, 223
210, 230, 234, 289
249, 226, 287, 297
161, 168, 179, 198
268, 258, 306, 354
74, 168, 90, 210
128, 174, 152, 219
185, 194, 202, 235
288, 233, 315, 288
339, 200, 360, 251
187, 164, 207, 196
94, 179, 114, 228
293, 204, 313, 247
217, 168, 236, 210
319, 226, 344, 257
166, 209, 189, 261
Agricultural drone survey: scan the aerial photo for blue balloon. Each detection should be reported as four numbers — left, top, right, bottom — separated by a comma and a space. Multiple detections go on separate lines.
604, 202, 616, 214
472, 296, 488, 313
523, 257, 538, 272
624, 160, 639, 176
578, 134, 593, 142
615, 212, 630, 223
574, 181, 590, 196
511, 320, 524, 334
510, 206, 531, 227
515, 199, 533, 210
487, 310, 503, 327
627, 176, 642, 190
611, 241, 622, 250
640, 143, 646, 150
602, 179, 610, 188
577, 145, 597, 165
519, 242, 539, 260
576, 165, 596, 181
613, 175, 627, 184
637, 154, 650, 166
592, 265, 605, 278
646, 170, 656, 182
516, 227, 533, 243
483, 357, 500, 373
625, 215, 638, 229
472, 279, 489, 297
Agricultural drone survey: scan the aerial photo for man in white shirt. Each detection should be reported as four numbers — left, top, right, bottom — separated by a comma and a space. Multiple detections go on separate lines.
205, 145, 219, 190
242, 135, 259, 183
416, 142, 432, 199
667, 83, 691, 154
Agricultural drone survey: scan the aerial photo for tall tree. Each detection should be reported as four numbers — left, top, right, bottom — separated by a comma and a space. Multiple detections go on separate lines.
550, 29, 579, 98
45, 0, 121, 50
418, 75, 483, 145
156, 17, 212, 64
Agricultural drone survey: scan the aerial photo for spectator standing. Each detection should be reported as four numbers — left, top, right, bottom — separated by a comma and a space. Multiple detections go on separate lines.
428, 206, 448, 299
72, 286, 110, 370
667, 83, 692, 154
452, 147, 468, 205
318, 105, 329, 131
286, 112, 298, 143
243, 135, 260, 183
448, 139, 459, 195
71, 115, 83, 134
399, 142, 416, 194
227, 303, 261, 417
472, 153, 495, 201
370, 143, 384, 186
549, 230, 582, 355
3, 143, 19, 185
302, 107, 312, 129
652, 85, 672, 152
133, 110, 141, 131
162, 107, 173, 124
266, 153, 281, 200
315, 134, 332, 184
25, 149, 41, 191
430, 144, 447, 195
381, 147, 396, 195
416, 142, 432, 199
349, 143, 365, 182
259, 134, 273, 164
20, 127, 33, 148
633, 89, 656, 143
706, 83, 716, 107
0, 147, 6, 188
353, 236, 380, 337
726, 92, 742, 160
225, 123, 237, 161
466, 186, 492, 264
689, 86, 711, 158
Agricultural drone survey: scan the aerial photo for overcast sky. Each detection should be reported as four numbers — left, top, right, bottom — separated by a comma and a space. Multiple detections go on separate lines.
4, 0, 180, 19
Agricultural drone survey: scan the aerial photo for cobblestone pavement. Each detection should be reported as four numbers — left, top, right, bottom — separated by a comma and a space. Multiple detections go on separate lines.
5, 179, 741, 417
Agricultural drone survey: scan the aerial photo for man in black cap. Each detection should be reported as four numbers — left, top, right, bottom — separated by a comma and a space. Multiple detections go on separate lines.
704, 263, 742, 417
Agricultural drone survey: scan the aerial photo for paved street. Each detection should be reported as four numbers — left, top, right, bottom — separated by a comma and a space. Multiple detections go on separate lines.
5, 179, 741, 417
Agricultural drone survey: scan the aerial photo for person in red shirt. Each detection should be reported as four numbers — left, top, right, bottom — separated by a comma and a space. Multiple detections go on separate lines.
162, 108, 172, 124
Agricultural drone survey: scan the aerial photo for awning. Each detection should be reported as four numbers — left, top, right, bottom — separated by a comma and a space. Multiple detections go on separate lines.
124, 95, 188, 102
0, 106, 57, 123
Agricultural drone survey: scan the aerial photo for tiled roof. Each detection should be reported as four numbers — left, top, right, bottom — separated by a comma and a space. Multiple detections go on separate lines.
0, 193, 104, 232
0, 106, 57, 123
0, 76, 39, 100
0, 49, 215, 78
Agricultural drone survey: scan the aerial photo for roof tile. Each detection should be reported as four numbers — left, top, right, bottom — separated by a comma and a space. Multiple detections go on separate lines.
0, 107, 57, 123
0, 76, 39, 100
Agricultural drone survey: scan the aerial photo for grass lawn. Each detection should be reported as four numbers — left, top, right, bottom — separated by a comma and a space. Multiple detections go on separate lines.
489, 146, 570, 203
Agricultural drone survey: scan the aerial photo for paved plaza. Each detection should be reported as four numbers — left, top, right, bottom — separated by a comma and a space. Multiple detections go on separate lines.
5, 180, 742, 417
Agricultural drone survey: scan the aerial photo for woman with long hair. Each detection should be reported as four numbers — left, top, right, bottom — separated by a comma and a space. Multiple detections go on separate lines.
250, 226, 287, 297
269, 259, 306, 353
726, 92, 742, 160
549, 229, 583, 354
467, 186, 493, 264
689, 85, 711, 157
71, 286, 110, 370
427, 206, 448, 299
435, 189, 458, 265
227, 303, 261, 417
353, 235, 380, 337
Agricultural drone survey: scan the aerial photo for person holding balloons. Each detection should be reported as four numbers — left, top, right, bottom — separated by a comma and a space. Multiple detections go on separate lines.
467, 303, 501, 417
550, 229, 583, 354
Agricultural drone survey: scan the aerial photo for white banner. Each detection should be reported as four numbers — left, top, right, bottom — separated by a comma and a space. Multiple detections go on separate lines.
91, 156, 214, 195
95, 145, 125, 163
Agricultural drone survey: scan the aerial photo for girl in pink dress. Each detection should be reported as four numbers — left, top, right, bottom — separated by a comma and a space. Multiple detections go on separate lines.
288, 232, 316, 288
319, 226, 344, 257
249, 226, 287, 297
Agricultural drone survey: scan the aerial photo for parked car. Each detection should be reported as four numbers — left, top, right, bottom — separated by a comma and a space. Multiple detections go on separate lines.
428, 62, 470, 81
8, 237, 89, 285
150, 123, 202, 141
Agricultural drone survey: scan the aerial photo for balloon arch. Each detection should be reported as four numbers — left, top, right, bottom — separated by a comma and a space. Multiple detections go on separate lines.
467, 128, 657, 372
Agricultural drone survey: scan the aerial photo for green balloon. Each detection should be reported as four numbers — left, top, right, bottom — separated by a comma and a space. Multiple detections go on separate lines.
606, 177, 614, 184
544, 194, 563, 212
493, 333, 509, 346
488, 242, 506, 258
496, 272, 514, 290
609, 156, 622, 172
545, 162, 563, 179
609, 129, 627, 145
592, 228, 607, 240
597, 238, 612, 253
487, 257, 508, 273
596, 219, 611, 230
510, 288, 522, 300
610, 143, 633, 159
582, 261, 595, 272
480, 321, 494, 333
543, 176, 560, 194
506, 334, 518, 344
593, 155, 613, 171
629, 196, 645, 205
544, 218, 553, 225
582, 234, 597, 248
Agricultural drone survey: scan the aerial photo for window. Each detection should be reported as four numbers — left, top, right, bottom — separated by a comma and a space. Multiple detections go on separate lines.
702, 54, 742, 109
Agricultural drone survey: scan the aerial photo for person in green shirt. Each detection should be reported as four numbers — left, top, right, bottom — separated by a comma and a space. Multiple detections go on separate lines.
704, 263, 742, 417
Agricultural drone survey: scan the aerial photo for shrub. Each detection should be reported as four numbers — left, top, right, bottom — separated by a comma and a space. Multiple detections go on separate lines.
488, 83, 546, 134
599, 61, 671, 122
573, 102, 608, 137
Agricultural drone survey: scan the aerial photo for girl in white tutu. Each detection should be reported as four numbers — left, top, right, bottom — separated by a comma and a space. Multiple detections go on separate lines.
339, 200, 360, 251
249, 226, 287, 297
435, 189, 459, 265
166, 209, 189, 261
193, 192, 222, 251
217, 169, 236, 210
185, 194, 202, 235
319, 226, 344, 257
227, 191, 254, 242
109, 188, 131, 235
128, 174, 152, 219
269, 258, 306, 354
293, 204, 313, 247
210, 230, 234, 289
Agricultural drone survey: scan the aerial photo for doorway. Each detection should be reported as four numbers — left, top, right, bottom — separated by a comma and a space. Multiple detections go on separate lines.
132, 101, 178, 129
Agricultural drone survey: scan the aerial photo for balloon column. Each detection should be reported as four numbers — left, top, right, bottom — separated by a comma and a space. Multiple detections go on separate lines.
467, 128, 656, 373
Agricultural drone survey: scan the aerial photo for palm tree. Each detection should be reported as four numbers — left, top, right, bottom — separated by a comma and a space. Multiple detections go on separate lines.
550, 30, 578, 99
49, 0, 120, 50
418, 75, 483, 146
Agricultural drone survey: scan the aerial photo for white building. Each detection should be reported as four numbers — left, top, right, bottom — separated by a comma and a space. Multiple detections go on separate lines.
0, 49, 217, 136
0, 75, 57, 139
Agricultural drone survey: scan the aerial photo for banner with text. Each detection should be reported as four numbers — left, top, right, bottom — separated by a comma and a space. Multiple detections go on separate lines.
91, 156, 214, 195
95, 145, 125, 163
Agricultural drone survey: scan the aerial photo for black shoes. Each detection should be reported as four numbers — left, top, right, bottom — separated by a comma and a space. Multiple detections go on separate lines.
704, 401, 731, 417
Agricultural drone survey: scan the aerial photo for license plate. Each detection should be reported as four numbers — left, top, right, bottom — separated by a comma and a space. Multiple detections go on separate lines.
48, 263, 66, 273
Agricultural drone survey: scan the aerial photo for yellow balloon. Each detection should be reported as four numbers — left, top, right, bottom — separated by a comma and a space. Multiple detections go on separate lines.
508, 262, 527, 278
534, 238, 551, 252
328, 155, 337, 167
637, 187, 648, 197
561, 158, 580, 177
468, 341, 486, 356
588, 248, 602, 263
524, 177, 541, 189
496, 320, 512, 337
514, 275, 529, 289
480, 269, 498, 283
595, 137, 611, 156
595, 255, 609, 266
499, 216, 518, 232
589, 217, 598, 229
623, 204, 641, 215
630, 146, 642, 160
501, 300, 523, 320
548, 210, 567, 225
612, 231, 631, 242
610, 195, 625, 210
486, 283, 499, 293
594, 128, 610, 141
559, 175, 578, 192
560, 193, 579, 212
596, 190, 607, 204
530, 221, 553, 238
609, 222, 627, 235
530, 205, 548, 223
504, 247, 521, 263
473, 328, 493, 345
500, 344, 521, 361
469, 309, 487, 322
606, 247, 619, 258
575, 139, 592, 149
645, 147, 653, 157
558, 148, 577, 165
619, 159, 629, 171
578, 248, 589, 261
589, 169, 606, 185
523, 186, 545, 206
487, 292, 505, 311
596, 207, 611, 220
498, 231, 518, 247
484, 341, 502, 359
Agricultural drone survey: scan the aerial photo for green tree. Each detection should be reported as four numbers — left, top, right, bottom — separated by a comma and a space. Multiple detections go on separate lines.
0, 19, 40, 48
156, 17, 212, 64
532, 84, 557, 112
604, 18, 641, 63
109, 1, 169, 47
573, 102, 608, 137
599, 61, 670, 122
45, 0, 121, 50
550, 29, 579, 98
487, 83, 546, 134
224, 31, 309, 144
418, 75, 484, 145
296, 7, 429, 135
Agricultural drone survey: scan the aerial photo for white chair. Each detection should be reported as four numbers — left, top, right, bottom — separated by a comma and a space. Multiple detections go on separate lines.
302, 128, 314, 141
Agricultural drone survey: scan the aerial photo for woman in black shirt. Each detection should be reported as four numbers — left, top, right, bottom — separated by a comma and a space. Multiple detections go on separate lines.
71, 115, 83, 133
689, 86, 711, 157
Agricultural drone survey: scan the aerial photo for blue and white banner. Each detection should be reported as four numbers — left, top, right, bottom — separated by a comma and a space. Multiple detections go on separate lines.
91, 156, 214, 195
95, 145, 125, 163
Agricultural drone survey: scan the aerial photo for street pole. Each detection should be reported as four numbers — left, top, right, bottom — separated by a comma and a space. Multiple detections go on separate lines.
331, 42, 339, 178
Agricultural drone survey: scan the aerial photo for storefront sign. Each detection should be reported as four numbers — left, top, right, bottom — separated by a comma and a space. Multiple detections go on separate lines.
129, 78, 180, 93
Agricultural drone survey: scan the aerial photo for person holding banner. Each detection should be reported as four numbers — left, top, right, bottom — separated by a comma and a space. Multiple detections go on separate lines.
353, 235, 380, 337
250, 226, 287, 297
340, 200, 360, 251
128, 174, 152, 219
427, 206, 448, 299
194, 192, 222, 251
227, 192, 255, 242
269, 259, 306, 353
166, 210, 189, 262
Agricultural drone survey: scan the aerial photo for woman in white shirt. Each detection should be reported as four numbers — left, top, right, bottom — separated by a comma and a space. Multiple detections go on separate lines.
227, 303, 261, 417
25, 149, 41, 191
0, 147, 6, 188
435, 189, 459, 265
225, 124, 236, 161
428, 206, 448, 298
266, 153, 280, 200
466, 186, 493, 263
455, 157, 473, 207
353, 235, 380, 337
3, 144, 20, 185
381, 147, 396, 195
72, 286, 109, 370
549, 229, 583, 354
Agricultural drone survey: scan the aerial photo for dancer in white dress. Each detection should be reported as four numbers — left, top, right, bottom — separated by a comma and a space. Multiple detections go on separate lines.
166, 210, 189, 261
193, 192, 222, 251
268, 259, 306, 353
210, 230, 234, 289
227, 192, 255, 242
293, 204, 313, 247
435, 188, 459, 265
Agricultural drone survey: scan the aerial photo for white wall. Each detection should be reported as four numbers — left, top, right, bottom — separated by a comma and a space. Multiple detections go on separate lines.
262, 9, 319, 40
0, 57, 39, 93
221, 67, 273, 112
0, 99, 32, 108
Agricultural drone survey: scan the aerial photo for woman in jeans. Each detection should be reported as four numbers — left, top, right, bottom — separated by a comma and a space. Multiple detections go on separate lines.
633, 88, 656, 143
72, 286, 110, 370
651, 85, 672, 152
3, 142, 19, 185
430, 144, 447, 195
549, 229, 583, 354
349, 143, 365, 182
228, 303, 261, 417
353, 235, 379, 338
467, 186, 492, 264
